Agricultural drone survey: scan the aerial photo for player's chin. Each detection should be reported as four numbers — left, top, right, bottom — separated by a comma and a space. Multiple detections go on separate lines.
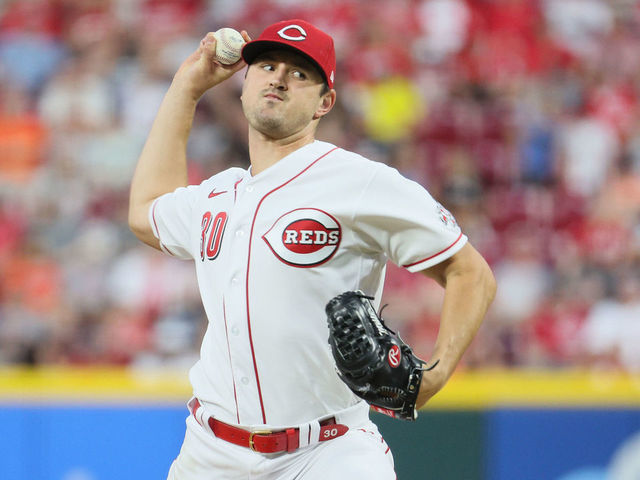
253, 116, 288, 137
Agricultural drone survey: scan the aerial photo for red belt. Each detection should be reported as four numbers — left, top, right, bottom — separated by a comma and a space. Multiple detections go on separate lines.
188, 398, 349, 454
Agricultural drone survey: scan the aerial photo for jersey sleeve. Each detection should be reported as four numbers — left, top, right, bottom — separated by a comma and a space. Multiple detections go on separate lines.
353, 164, 467, 272
148, 185, 200, 260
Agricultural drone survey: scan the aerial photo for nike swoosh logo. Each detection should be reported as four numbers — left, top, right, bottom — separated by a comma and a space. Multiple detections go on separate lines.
208, 189, 228, 199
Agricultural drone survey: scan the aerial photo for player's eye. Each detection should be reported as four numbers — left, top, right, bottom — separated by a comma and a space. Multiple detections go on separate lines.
291, 70, 307, 80
261, 63, 275, 71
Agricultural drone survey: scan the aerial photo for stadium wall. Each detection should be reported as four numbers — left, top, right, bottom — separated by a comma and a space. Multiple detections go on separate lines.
1, 368, 639, 480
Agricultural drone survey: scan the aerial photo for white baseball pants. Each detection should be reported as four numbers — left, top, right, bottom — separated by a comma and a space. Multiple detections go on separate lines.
166, 413, 396, 479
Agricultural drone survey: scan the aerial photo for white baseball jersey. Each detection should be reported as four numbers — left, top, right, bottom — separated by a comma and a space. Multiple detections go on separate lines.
149, 140, 467, 428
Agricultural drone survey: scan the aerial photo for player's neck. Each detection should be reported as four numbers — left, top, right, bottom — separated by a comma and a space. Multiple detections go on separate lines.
248, 128, 316, 176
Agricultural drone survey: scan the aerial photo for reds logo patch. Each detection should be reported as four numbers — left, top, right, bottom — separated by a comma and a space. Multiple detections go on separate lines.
263, 208, 341, 267
388, 344, 401, 368
437, 202, 459, 230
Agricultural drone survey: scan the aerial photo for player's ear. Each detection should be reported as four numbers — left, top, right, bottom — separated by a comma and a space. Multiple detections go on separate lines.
314, 89, 336, 119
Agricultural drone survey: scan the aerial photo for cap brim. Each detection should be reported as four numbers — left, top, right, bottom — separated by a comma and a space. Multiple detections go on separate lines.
242, 40, 329, 86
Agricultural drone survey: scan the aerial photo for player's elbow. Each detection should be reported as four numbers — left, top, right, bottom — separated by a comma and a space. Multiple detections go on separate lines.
128, 201, 157, 247
128, 208, 145, 239
464, 247, 497, 304
482, 263, 497, 305
449, 244, 497, 303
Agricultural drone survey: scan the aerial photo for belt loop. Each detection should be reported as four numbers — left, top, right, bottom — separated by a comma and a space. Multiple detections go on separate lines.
307, 420, 321, 447
297, 423, 311, 448
188, 398, 204, 428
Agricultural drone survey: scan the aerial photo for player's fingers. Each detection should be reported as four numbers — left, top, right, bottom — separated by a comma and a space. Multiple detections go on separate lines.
200, 32, 217, 58
240, 30, 252, 43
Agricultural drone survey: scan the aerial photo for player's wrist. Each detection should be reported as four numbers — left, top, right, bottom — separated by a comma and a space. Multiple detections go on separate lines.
416, 361, 449, 407
169, 74, 206, 102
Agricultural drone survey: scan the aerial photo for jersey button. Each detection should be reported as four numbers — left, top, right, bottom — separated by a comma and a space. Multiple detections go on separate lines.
241, 377, 249, 385
231, 326, 239, 336
235, 230, 244, 237
246, 186, 254, 192
231, 277, 238, 285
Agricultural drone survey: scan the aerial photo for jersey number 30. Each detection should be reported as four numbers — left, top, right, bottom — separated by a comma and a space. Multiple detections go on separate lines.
200, 211, 228, 261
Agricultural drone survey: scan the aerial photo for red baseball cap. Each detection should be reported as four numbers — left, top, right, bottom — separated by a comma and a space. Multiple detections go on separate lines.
242, 19, 336, 88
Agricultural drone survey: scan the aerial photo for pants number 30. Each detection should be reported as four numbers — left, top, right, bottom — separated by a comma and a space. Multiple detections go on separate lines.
323, 428, 339, 439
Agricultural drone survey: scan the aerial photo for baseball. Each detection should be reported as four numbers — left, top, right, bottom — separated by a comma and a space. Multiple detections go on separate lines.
213, 28, 245, 65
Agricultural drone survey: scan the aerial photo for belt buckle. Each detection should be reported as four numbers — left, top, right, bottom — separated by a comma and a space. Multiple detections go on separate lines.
248, 429, 272, 452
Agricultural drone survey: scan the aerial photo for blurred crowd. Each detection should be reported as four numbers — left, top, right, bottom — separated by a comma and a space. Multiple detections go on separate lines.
1, 0, 639, 373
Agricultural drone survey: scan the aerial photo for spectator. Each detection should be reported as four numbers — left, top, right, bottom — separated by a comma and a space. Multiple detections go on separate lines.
580, 271, 640, 371
1, 0, 639, 374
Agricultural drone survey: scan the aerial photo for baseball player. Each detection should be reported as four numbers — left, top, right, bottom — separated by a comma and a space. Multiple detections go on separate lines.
128, 19, 496, 479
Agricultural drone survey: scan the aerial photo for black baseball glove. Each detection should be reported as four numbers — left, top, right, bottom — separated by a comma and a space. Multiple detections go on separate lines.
326, 291, 435, 421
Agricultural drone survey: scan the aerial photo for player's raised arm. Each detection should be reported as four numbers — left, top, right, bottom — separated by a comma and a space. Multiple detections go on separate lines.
416, 242, 497, 407
128, 30, 250, 249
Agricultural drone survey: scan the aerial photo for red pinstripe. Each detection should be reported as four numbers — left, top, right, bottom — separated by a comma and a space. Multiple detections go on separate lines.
222, 297, 241, 424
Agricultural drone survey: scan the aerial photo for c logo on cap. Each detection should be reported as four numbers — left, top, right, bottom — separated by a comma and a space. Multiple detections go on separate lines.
277, 24, 307, 41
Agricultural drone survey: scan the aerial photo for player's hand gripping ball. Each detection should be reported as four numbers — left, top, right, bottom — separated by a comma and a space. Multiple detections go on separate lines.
326, 291, 430, 421
213, 28, 245, 65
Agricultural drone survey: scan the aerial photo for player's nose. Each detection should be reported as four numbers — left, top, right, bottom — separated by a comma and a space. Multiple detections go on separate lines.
269, 64, 288, 90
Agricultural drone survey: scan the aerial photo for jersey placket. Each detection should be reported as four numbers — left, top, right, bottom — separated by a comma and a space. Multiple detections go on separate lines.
221, 178, 267, 425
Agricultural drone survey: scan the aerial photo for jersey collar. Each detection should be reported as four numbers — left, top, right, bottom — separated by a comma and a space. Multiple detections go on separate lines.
245, 140, 336, 187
